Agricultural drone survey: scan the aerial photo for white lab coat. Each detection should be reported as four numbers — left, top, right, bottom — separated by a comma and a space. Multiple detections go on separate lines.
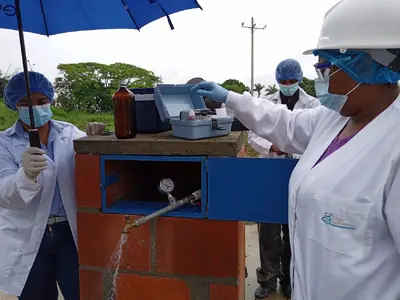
247, 88, 320, 159
0, 120, 86, 296
226, 91, 400, 300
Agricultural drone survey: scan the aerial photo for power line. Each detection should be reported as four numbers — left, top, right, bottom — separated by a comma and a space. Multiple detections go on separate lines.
242, 17, 266, 96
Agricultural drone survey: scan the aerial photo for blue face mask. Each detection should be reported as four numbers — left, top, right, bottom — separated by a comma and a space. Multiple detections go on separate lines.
279, 83, 299, 96
18, 104, 53, 127
314, 72, 360, 113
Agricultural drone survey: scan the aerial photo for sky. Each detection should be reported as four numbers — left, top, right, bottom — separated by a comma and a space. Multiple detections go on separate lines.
0, 0, 341, 88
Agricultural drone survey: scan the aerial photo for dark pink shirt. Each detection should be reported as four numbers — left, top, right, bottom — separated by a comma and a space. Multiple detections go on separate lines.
316, 133, 356, 165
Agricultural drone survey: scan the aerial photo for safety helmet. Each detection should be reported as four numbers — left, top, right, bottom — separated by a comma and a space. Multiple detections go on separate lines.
304, 0, 400, 54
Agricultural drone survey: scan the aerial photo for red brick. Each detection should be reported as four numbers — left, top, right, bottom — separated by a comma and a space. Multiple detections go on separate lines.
77, 212, 151, 271
238, 145, 246, 158
156, 217, 239, 277
75, 154, 101, 208
79, 269, 103, 300
210, 284, 238, 300
116, 274, 190, 300
237, 222, 246, 300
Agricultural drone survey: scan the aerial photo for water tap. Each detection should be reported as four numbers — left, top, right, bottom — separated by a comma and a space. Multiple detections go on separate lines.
122, 216, 131, 234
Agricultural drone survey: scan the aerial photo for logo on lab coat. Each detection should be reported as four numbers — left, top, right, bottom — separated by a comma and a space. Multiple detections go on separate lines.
321, 213, 356, 230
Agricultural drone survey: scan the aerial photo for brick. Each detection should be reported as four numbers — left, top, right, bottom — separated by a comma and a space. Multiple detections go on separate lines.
77, 212, 151, 271
237, 222, 246, 300
79, 269, 103, 300
210, 284, 238, 300
156, 218, 239, 277
75, 154, 101, 208
116, 274, 190, 300
104, 161, 134, 207
238, 145, 246, 158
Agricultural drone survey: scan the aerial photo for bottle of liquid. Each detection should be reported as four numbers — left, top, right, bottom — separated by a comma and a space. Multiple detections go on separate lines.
112, 80, 137, 139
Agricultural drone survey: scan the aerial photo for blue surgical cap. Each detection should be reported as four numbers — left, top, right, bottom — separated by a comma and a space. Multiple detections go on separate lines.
275, 59, 303, 83
314, 49, 400, 84
4, 71, 54, 111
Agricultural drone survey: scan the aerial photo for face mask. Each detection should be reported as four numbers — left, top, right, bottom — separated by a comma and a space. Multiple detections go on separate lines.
314, 72, 360, 113
18, 104, 53, 127
279, 83, 299, 96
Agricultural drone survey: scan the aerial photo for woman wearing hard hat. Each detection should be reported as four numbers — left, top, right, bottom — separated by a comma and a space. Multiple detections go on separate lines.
191, 0, 400, 299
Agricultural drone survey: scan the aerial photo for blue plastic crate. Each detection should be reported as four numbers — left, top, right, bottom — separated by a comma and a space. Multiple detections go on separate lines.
154, 84, 233, 140
130, 88, 171, 133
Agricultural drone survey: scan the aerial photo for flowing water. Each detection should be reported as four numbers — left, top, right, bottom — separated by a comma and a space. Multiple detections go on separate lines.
106, 233, 128, 300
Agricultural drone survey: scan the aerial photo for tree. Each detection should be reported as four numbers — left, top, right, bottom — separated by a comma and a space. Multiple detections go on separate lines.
53, 62, 161, 113
0, 66, 20, 98
265, 84, 278, 96
220, 79, 250, 94
254, 83, 265, 98
299, 77, 316, 97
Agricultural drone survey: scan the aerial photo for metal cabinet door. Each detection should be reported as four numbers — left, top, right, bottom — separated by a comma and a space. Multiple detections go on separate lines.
206, 157, 298, 224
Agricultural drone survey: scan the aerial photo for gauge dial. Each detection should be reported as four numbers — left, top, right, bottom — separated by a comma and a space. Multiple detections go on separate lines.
159, 178, 175, 194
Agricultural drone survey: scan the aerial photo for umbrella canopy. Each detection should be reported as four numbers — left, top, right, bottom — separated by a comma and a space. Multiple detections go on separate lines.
0, 0, 202, 34
0, 0, 202, 146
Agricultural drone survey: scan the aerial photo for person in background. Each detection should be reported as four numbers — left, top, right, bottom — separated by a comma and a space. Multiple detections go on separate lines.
0, 71, 105, 300
248, 59, 320, 300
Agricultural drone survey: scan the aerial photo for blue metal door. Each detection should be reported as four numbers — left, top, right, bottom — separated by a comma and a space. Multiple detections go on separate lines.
206, 157, 298, 223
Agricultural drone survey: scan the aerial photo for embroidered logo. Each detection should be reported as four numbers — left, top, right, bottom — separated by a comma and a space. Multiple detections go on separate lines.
321, 212, 355, 230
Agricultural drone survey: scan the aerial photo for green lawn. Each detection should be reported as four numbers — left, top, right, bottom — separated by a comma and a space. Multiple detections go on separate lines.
0, 101, 114, 131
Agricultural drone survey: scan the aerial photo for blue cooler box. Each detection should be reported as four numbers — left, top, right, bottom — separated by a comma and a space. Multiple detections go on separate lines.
154, 84, 233, 140
130, 88, 171, 133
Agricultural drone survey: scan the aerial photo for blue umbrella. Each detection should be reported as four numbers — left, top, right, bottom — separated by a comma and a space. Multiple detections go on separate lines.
0, 0, 202, 146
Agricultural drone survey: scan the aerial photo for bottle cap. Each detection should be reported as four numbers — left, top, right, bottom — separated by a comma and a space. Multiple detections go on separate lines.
119, 80, 128, 87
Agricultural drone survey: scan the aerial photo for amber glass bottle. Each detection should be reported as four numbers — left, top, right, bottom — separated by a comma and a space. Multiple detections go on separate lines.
112, 81, 137, 139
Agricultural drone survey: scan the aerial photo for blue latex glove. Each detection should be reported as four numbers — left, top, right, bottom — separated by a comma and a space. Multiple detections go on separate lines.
191, 82, 229, 103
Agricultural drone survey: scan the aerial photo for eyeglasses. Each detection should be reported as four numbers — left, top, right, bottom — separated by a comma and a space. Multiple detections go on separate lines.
314, 62, 332, 82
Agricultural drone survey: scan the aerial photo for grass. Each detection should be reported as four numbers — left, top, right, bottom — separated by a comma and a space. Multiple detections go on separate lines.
0, 101, 114, 131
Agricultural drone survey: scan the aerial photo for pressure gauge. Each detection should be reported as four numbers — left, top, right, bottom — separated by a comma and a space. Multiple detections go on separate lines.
158, 178, 175, 194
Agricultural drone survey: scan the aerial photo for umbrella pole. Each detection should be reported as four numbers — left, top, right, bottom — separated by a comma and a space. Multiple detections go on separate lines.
14, 0, 41, 148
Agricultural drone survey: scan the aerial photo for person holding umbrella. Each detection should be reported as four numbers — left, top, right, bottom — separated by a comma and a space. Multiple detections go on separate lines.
0, 71, 105, 299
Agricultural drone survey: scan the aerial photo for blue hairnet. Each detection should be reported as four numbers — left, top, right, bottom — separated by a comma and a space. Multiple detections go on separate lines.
314, 50, 400, 84
275, 59, 303, 82
4, 71, 54, 111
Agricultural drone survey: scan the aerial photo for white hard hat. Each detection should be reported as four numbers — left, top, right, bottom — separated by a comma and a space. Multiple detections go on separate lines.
304, 0, 400, 55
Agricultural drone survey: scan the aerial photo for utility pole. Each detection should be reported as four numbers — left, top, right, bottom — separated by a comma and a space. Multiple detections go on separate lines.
27, 60, 35, 71
242, 17, 266, 96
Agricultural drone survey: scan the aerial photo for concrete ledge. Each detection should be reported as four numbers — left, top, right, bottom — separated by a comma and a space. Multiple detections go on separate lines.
73, 131, 245, 157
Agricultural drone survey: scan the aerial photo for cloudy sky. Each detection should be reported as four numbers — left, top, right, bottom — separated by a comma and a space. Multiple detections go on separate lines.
0, 0, 340, 88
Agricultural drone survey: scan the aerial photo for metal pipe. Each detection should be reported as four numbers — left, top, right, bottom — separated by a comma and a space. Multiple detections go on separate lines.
122, 190, 201, 233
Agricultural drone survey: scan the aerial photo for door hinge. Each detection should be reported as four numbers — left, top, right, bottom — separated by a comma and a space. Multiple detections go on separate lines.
204, 160, 209, 173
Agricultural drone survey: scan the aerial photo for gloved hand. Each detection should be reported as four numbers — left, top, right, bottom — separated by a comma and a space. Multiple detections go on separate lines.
191, 82, 229, 103
22, 147, 47, 181
86, 122, 106, 136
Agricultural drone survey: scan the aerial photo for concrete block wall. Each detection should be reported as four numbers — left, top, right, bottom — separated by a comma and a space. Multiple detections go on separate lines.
75, 149, 246, 300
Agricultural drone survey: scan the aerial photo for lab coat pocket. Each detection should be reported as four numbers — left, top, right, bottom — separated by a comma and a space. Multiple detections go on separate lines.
0, 237, 23, 283
308, 193, 372, 258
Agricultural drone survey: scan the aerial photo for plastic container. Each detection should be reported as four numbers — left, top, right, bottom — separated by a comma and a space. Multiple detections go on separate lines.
130, 88, 171, 133
154, 84, 233, 140
112, 81, 137, 139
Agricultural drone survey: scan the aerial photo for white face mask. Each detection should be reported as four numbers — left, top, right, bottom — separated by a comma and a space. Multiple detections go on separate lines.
314, 70, 360, 112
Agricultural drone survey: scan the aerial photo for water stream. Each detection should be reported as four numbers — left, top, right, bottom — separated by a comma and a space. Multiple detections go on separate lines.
106, 233, 128, 300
